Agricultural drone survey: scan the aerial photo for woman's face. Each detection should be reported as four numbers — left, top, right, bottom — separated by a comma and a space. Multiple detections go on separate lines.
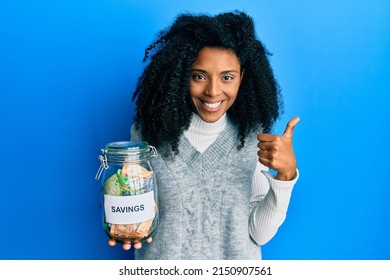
189, 47, 243, 123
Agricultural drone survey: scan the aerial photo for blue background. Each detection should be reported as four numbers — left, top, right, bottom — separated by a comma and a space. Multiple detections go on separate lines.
1, 0, 389, 260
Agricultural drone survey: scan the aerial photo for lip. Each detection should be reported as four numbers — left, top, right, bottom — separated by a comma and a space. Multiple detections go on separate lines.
200, 100, 224, 112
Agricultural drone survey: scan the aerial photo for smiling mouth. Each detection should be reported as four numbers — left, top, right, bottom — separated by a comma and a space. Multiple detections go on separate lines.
201, 100, 223, 111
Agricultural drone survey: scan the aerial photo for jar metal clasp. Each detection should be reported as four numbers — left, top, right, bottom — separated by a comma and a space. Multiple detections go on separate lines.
150, 145, 158, 157
95, 149, 108, 181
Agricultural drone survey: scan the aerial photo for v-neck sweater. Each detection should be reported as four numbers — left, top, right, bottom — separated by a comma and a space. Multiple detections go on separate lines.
130, 116, 298, 259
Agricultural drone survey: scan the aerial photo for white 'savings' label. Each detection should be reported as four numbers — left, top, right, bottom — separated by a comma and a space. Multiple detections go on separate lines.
104, 191, 155, 224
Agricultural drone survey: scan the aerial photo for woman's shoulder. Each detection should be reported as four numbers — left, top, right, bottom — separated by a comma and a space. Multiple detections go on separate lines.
226, 117, 260, 142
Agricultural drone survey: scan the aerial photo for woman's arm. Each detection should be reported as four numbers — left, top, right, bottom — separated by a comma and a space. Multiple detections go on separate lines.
249, 162, 299, 245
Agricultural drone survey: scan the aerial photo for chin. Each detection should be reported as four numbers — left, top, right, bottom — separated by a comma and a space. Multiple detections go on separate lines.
199, 113, 223, 123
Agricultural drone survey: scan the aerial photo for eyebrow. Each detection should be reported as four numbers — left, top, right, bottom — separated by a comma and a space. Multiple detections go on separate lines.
190, 68, 240, 74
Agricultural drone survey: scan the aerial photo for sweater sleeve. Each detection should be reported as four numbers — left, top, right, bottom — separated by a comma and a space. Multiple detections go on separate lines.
249, 162, 299, 245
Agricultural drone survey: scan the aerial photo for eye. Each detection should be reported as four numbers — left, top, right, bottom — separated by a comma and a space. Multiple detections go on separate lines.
222, 75, 234, 81
191, 74, 206, 81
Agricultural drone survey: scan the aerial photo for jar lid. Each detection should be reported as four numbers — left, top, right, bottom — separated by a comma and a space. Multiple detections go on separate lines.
104, 141, 157, 162
106, 141, 149, 152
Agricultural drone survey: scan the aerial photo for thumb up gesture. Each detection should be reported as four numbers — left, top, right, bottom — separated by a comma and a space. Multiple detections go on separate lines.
257, 117, 300, 181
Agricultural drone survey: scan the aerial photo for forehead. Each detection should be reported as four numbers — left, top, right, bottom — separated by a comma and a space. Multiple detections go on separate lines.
192, 47, 241, 69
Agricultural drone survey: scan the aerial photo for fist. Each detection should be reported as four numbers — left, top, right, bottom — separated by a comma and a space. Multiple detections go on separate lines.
257, 117, 300, 181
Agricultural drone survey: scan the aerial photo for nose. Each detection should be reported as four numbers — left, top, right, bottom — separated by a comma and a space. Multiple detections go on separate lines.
205, 79, 220, 97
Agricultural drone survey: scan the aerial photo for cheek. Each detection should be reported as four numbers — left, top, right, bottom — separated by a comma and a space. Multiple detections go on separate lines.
226, 95, 237, 110
226, 86, 240, 104
188, 86, 200, 108
189, 82, 203, 97
189, 84, 196, 97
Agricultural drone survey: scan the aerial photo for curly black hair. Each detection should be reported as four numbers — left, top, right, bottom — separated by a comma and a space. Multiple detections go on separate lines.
132, 10, 283, 156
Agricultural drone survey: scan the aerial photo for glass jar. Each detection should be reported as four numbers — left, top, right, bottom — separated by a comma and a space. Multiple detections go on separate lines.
95, 141, 158, 244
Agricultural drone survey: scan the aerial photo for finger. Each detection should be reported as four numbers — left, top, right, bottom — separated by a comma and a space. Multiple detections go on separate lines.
258, 149, 275, 160
258, 157, 274, 169
133, 241, 142, 250
257, 133, 276, 142
146, 237, 153, 243
283, 117, 300, 138
107, 238, 117, 247
122, 239, 131, 251
257, 141, 277, 151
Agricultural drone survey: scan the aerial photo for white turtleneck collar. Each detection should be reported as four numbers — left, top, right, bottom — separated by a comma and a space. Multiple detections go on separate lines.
183, 113, 227, 153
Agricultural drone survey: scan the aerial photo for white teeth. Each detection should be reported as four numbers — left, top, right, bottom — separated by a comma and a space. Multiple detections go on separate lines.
203, 101, 222, 108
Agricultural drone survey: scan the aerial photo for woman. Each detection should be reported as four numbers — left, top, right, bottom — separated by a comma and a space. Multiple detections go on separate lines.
110, 10, 299, 260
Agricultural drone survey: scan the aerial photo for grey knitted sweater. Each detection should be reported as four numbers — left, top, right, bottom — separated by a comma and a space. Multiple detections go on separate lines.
132, 120, 296, 260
